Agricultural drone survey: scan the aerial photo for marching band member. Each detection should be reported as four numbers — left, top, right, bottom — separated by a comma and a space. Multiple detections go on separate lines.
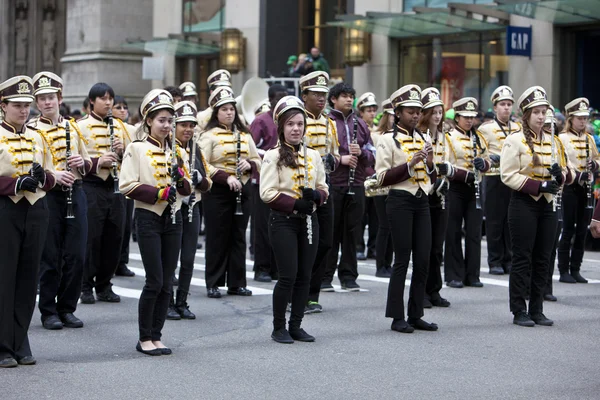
356, 92, 378, 261
0, 76, 56, 367
324, 82, 375, 292
418, 87, 450, 308
119, 89, 192, 355
261, 96, 328, 343
200, 86, 261, 298
369, 99, 394, 278
557, 97, 599, 284
444, 97, 491, 288
501, 86, 572, 327
166, 101, 212, 320
478, 86, 521, 275
29, 72, 92, 330
299, 71, 340, 312
250, 84, 288, 282
197, 69, 232, 131
376, 84, 438, 333
179, 81, 198, 103
78, 82, 132, 304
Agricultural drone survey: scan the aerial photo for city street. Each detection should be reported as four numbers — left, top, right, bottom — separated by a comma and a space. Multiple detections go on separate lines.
2, 237, 600, 400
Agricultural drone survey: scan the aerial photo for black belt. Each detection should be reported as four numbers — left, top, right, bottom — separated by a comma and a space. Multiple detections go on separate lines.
271, 210, 312, 219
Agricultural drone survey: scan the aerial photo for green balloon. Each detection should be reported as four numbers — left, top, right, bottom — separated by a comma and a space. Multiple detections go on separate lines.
445, 109, 455, 120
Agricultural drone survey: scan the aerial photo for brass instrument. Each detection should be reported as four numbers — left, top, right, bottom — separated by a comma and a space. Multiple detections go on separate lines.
586, 132, 594, 209
65, 122, 75, 219
364, 175, 389, 197
472, 130, 482, 210
347, 117, 357, 195
188, 136, 197, 222
170, 120, 177, 224
107, 109, 119, 193
235, 128, 243, 215
303, 136, 313, 244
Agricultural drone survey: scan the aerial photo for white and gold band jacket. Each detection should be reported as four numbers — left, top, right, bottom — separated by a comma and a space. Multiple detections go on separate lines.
558, 129, 600, 183
199, 125, 262, 186
181, 139, 212, 203
28, 116, 92, 180
119, 135, 193, 216
305, 110, 341, 169
260, 143, 329, 213
0, 120, 56, 204
375, 125, 437, 196
197, 107, 212, 132
501, 129, 574, 202
446, 125, 491, 182
76, 112, 133, 181
477, 118, 522, 176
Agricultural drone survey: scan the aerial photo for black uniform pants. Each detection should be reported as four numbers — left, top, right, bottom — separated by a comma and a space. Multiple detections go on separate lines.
444, 182, 483, 283
119, 198, 134, 266
136, 208, 183, 342
545, 216, 562, 296
308, 191, 334, 302
0, 197, 48, 360
203, 182, 251, 289
558, 184, 593, 272
324, 185, 365, 284
39, 186, 88, 318
270, 211, 319, 330
385, 190, 431, 320
374, 195, 393, 269
484, 175, 512, 269
178, 201, 200, 295
508, 192, 557, 314
426, 194, 448, 300
356, 196, 377, 255
82, 181, 126, 294
252, 183, 277, 276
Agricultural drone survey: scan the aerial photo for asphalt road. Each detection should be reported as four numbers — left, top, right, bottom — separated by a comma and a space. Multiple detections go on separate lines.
2, 236, 600, 400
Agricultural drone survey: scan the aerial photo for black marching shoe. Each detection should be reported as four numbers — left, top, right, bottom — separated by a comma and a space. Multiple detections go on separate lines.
341, 280, 360, 291
96, 289, 121, 303
196, 242, 203, 250
320, 282, 334, 292
80, 291, 95, 304
175, 290, 196, 319
17, 356, 36, 366
59, 313, 83, 328
489, 266, 504, 275
271, 328, 294, 344
570, 270, 588, 284
356, 252, 367, 261
375, 267, 392, 278
513, 311, 535, 327
543, 294, 558, 302
254, 271, 272, 283
227, 287, 253, 296
207, 287, 222, 298
446, 280, 464, 289
289, 327, 315, 342
42, 315, 63, 330
391, 319, 414, 333
166, 305, 181, 320
430, 297, 451, 307
115, 264, 135, 277
423, 298, 433, 309
531, 313, 554, 326
408, 318, 438, 331
0, 357, 18, 368
559, 271, 577, 284
136, 342, 162, 356
464, 280, 484, 288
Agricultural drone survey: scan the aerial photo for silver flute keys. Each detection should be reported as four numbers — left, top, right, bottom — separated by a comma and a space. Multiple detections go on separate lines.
188, 135, 197, 222
303, 136, 313, 245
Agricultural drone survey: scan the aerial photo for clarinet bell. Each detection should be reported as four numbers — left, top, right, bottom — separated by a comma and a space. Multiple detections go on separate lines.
66, 204, 75, 219
235, 202, 243, 215
347, 188, 355, 196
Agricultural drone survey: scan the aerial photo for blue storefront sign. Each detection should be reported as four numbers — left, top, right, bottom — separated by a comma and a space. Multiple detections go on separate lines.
506, 25, 532, 59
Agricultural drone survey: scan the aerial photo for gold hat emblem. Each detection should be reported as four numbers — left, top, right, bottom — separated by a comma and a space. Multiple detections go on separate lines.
287, 98, 299, 106
409, 90, 419, 100
183, 85, 194, 93
316, 76, 327, 86
533, 90, 544, 101
579, 102, 588, 111
502, 88, 511, 96
182, 105, 194, 115
38, 77, 51, 87
220, 72, 228, 81
220, 90, 232, 99
158, 94, 171, 104
367, 95, 375, 103
17, 82, 31, 94
429, 92, 440, 101
466, 101, 476, 111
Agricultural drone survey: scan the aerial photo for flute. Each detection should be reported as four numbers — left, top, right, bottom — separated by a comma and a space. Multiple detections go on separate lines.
234, 128, 243, 215
347, 117, 357, 195
170, 120, 177, 224
107, 110, 119, 193
303, 136, 313, 245
472, 130, 482, 210
188, 136, 197, 222
65, 122, 75, 219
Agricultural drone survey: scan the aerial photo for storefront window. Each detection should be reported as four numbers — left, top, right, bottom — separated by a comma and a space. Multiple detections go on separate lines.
399, 31, 508, 112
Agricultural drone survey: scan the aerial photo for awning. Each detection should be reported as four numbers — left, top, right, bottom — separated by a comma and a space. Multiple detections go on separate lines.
493, 0, 600, 25
122, 37, 220, 57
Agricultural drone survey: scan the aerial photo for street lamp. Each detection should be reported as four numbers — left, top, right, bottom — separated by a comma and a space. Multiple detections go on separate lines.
344, 26, 370, 67
220, 28, 245, 73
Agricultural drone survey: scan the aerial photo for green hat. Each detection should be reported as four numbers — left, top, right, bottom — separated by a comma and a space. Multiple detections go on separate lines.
287, 55, 298, 65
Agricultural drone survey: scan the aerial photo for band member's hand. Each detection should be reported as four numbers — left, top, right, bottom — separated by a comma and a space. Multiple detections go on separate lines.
548, 163, 564, 185
349, 143, 361, 156
342, 155, 358, 168
591, 220, 600, 238
237, 159, 252, 173
293, 199, 313, 215
16, 176, 38, 193
67, 154, 85, 169
466, 172, 475, 184
157, 186, 177, 204
540, 180, 559, 194
579, 171, 590, 184
113, 137, 124, 155
55, 171, 76, 187
302, 187, 320, 203
473, 157, 486, 171
227, 175, 242, 192
490, 154, 501, 166
437, 162, 452, 176
99, 152, 119, 168
171, 165, 184, 182
588, 160, 597, 172
322, 154, 335, 172
191, 170, 203, 186
30, 162, 45, 182
408, 152, 426, 168
424, 143, 434, 165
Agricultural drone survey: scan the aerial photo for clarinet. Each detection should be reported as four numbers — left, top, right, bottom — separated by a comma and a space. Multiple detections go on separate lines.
472, 130, 482, 210
107, 109, 119, 193
188, 137, 197, 222
234, 128, 243, 215
65, 122, 75, 219
347, 117, 358, 195
323, 116, 332, 174
170, 120, 177, 224
586, 132, 594, 209
303, 136, 313, 245
550, 117, 561, 212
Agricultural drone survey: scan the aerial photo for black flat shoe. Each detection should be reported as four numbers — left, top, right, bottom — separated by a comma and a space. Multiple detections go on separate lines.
408, 318, 439, 331
96, 289, 121, 303
17, 356, 36, 366
227, 287, 253, 296
59, 313, 84, 328
531, 313, 554, 326
289, 328, 315, 342
271, 328, 294, 344
423, 298, 433, 309
513, 311, 535, 327
80, 291, 95, 304
207, 287, 222, 298
391, 319, 414, 333
464, 280, 483, 288
489, 266, 504, 275
543, 294, 558, 302
254, 271, 272, 283
158, 347, 172, 355
446, 280, 464, 289
431, 297, 451, 307
42, 314, 63, 330
136, 342, 162, 356
0, 357, 18, 368
375, 267, 392, 278
115, 264, 135, 277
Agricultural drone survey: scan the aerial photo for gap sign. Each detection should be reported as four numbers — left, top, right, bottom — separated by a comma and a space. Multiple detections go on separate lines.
506, 25, 532, 59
